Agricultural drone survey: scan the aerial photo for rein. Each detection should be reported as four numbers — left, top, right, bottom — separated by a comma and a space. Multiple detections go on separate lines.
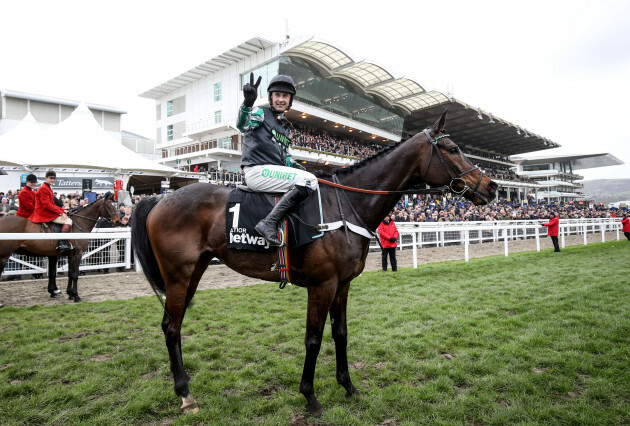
317, 179, 447, 195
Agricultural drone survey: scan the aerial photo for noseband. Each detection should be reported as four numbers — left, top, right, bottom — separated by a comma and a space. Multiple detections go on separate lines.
421, 129, 486, 201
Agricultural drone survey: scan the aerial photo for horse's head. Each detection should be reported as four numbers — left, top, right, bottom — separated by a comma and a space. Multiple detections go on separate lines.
417, 111, 497, 205
102, 192, 120, 223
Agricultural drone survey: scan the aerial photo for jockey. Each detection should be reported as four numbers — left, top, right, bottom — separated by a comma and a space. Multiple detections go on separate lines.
29, 170, 74, 254
16, 174, 38, 218
236, 72, 318, 246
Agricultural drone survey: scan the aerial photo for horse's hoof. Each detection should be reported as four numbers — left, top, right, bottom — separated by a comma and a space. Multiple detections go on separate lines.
54, 289, 61, 294
50, 293, 59, 299
180, 395, 199, 414
73, 297, 82, 303
345, 385, 360, 398
306, 402, 323, 418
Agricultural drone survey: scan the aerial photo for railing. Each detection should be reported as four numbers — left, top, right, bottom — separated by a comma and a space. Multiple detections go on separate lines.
0, 229, 132, 278
1, 219, 623, 277
371, 218, 623, 268
207, 171, 243, 185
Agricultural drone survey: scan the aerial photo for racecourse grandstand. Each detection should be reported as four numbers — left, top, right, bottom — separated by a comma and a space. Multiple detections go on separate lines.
140, 35, 622, 201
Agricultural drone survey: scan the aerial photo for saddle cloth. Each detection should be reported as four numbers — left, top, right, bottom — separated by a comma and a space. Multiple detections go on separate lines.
226, 187, 323, 252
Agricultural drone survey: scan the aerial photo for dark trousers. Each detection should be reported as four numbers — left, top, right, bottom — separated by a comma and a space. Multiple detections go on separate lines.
624, 232, 630, 241
381, 247, 397, 271
550, 236, 560, 252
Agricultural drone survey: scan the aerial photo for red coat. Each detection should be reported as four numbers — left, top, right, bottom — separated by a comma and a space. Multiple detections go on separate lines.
622, 217, 630, 232
16, 185, 36, 219
543, 216, 559, 237
377, 219, 399, 248
29, 182, 64, 223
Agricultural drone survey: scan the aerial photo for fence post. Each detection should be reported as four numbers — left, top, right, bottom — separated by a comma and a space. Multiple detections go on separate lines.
601, 223, 606, 242
503, 228, 509, 256
583, 224, 588, 245
125, 238, 132, 269
464, 229, 470, 262
412, 231, 418, 269
535, 226, 541, 251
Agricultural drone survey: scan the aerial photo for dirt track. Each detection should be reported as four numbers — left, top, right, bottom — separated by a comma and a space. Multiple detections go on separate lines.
0, 233, 619, 308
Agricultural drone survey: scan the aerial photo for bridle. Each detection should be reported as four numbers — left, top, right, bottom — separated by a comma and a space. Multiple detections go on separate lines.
67, 198, 119, 232
421, 128, 487, 202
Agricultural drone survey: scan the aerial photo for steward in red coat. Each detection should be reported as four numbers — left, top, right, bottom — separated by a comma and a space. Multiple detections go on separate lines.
29, 170, 74, 254
621, 215, 630, 241
377, 215, 399, 271
542, 214, 559, 237
16, 174, 38, 219
542, 212, 560, 252
377, 216, 399, 248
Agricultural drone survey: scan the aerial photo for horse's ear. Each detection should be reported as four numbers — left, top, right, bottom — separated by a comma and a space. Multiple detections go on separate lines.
432, 110, 448, 133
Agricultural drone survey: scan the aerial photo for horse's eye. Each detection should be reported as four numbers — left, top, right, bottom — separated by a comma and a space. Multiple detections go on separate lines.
448, 147, 459, 154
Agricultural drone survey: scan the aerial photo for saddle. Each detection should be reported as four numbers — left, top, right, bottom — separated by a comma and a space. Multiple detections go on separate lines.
38, 222, 63, 233
225, 186, 324, 252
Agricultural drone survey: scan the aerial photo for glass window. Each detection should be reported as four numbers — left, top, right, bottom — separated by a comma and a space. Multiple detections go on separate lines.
218, 137, 231, 149
214, 110, 222, 124
167, 100, 173, 117
167, 124, 173, 141
214, 83, 222, 102
241, 60, 280, 104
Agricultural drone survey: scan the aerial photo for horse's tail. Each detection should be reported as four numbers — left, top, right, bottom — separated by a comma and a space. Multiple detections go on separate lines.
131, 196, 166, 297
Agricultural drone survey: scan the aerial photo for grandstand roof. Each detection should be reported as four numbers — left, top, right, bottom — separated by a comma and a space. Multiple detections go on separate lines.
139, 35, 560, 157
281, 36, 451, 115
280, 36, 559, 156
511, 153, 624, 170
403, 98, 559, 156
139, 37, 276, 99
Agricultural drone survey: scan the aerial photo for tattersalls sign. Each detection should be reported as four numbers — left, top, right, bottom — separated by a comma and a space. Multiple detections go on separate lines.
52, 177, 114, 190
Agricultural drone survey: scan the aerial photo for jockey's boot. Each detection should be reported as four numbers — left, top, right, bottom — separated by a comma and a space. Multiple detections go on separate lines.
255, 185, 312, 246
56, 224, 74, 255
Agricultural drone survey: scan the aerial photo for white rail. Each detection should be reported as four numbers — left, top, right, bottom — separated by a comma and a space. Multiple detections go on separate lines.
0, 228, 133, 277
371, 218, 622, 268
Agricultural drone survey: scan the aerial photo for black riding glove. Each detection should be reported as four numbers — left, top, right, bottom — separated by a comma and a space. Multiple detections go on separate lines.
389, 237, 396, 243
293, 162, 306, 171
243, 72, 262, 108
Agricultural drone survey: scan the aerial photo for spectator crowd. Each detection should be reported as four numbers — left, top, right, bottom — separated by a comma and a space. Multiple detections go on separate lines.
388, 196, 625, 223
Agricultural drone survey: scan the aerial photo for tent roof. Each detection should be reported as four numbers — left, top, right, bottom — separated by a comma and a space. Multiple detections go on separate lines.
0, 104, 179, 175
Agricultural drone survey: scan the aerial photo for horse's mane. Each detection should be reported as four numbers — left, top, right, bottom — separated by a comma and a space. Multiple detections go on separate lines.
315, 137, 411, 179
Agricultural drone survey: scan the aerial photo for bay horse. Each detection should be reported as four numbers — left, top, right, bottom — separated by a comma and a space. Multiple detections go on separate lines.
0, 192, 119, 302
131, 112, 497, 416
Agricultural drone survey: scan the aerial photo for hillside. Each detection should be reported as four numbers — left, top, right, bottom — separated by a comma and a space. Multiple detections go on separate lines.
580, 179, 630, 204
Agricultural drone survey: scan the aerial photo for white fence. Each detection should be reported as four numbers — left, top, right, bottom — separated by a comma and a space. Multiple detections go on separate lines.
371, 218, 623, 268
0, 228, 132, 277
0, 219, 624, 277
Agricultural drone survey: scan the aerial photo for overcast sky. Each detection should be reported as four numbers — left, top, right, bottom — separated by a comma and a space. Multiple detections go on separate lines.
2, 0, 629, 180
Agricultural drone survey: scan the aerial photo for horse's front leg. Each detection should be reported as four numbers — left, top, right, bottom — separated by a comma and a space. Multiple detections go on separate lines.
47, 256, 59, 298
66, 254, 81, 303
329, 282, 358, 398
300, 283, 337, 417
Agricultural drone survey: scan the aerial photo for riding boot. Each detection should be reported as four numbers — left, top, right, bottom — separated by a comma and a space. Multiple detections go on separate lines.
255, 185, 313, 246
56, 224, 74, 255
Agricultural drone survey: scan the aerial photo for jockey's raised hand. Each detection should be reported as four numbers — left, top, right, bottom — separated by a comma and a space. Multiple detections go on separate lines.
243, 72, 262, 108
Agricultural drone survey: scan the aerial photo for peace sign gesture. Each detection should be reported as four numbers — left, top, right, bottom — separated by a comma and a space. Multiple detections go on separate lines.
243, 72, 262, 107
